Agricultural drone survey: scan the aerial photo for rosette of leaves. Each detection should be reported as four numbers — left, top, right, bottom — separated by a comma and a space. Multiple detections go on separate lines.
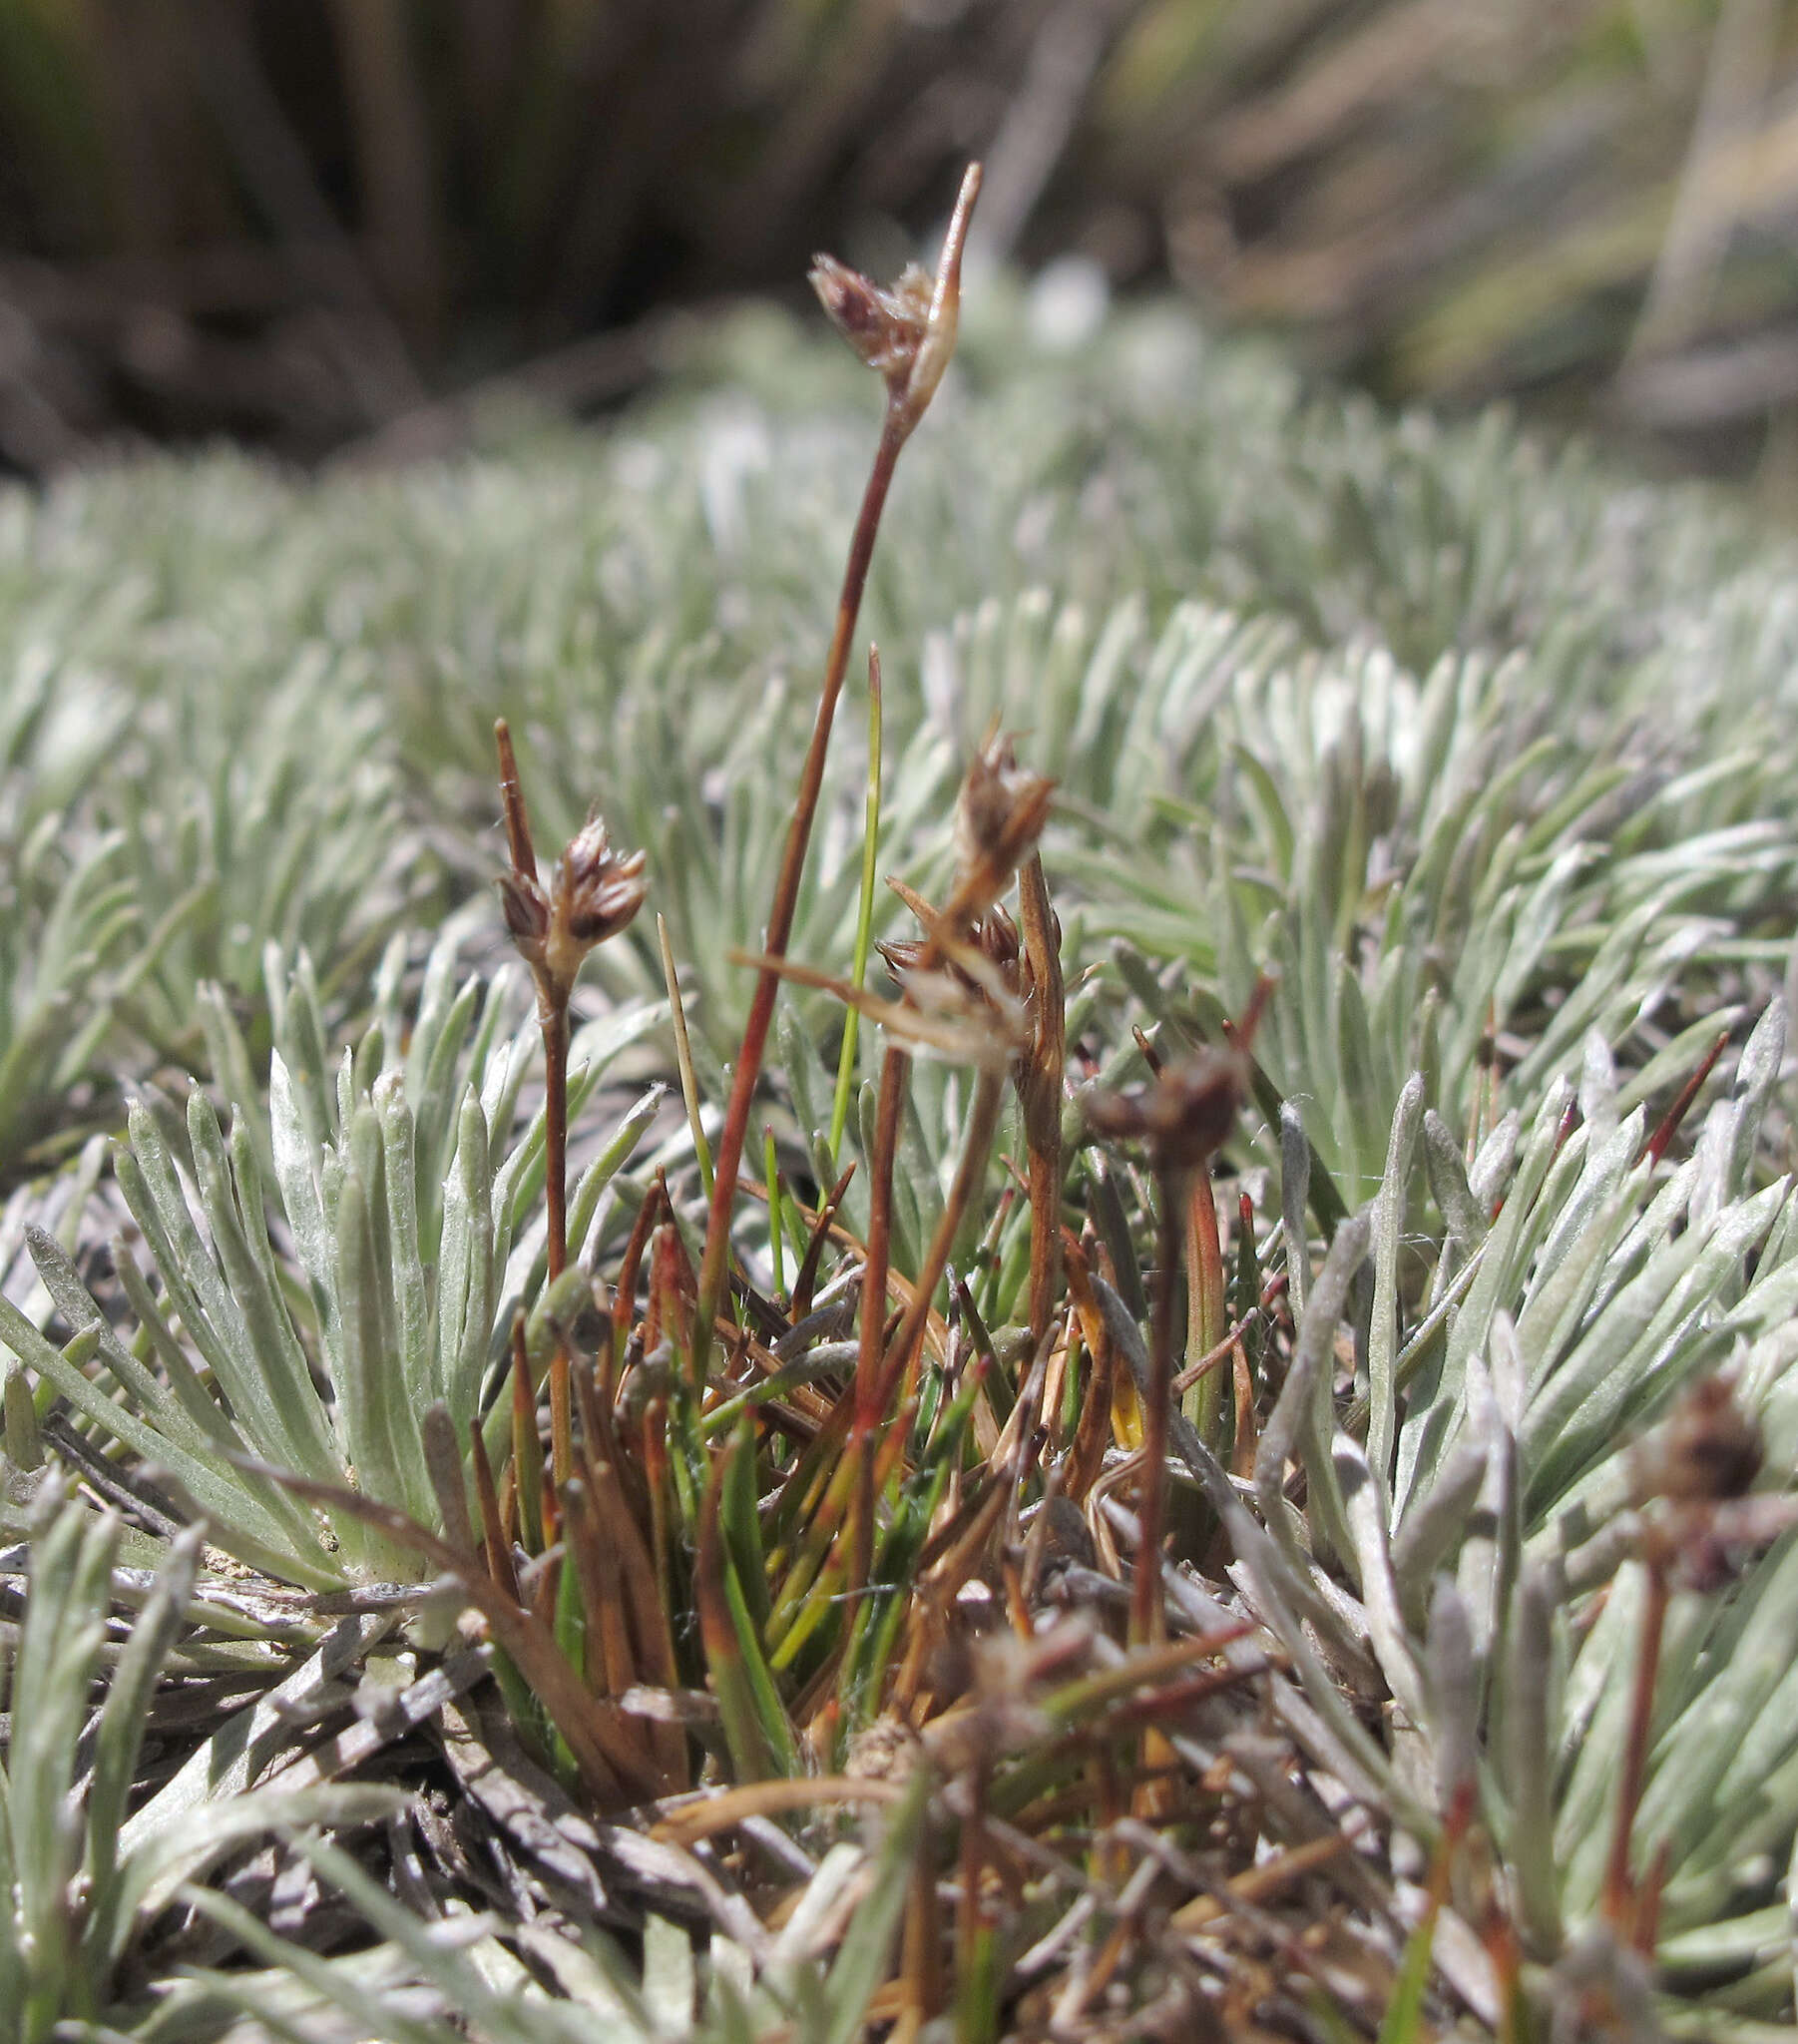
0, 928, 662, 1588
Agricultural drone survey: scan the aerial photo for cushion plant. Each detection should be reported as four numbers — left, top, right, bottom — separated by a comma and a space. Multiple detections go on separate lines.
4, 180, 1798, 2040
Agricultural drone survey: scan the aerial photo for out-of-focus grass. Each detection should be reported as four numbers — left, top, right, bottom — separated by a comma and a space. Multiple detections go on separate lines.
1, 2, 1794, 474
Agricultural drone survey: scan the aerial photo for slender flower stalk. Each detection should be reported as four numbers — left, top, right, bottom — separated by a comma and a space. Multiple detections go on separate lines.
691, 163, 983, 1390
493, 718, 646, 1487
830, 646, 885, 1161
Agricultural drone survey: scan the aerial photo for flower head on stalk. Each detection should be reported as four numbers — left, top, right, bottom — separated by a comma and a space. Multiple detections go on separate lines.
810, 164, 982, 437
499, 810, 647, 1012
493, 720, 646, 1015
950, 731, 1056, 924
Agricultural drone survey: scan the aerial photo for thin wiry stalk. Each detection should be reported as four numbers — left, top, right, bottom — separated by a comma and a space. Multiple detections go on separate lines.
493, 716, 645, 1488
692, 165, 982, 1389
831, 646, 884, 1162
691, 420, 906, 1385
1603, 1547, 1670, 1939
1642, 1024, 1730, 1167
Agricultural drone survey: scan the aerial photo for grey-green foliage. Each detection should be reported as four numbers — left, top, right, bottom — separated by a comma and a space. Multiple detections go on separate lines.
112, 651, 427, 1066
0, 819, 137, 1168
172, 1772, 931, 2044
7, 293, 1798, 2027
994, 593, 1794, 1216
0, 1480, 398, 2044
1239, 992, 1798, 2028
5, 292, 1790, 1168
0, 929, 662, 1586
0, 600, 148, 1166
0, 513, 427, 1173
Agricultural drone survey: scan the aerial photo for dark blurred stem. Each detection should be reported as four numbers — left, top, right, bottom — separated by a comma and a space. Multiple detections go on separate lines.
1132, 1167, 1188, 1649
693, 412, 910, 1390
954, 1758, 992, 2043
1017, 851, 1064, 1352
903, 1803, 943, 2024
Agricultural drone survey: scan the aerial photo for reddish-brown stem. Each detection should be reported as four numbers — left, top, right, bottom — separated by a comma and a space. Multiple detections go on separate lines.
1132, 1168, 1189, 1649
1017, 851, 1064, 1351
470, 1419, 519, 1602
494, 718, 537, 878
1643, 1027, 1731, 1167
611, 1182, 663, 1376
691, 165, 985, 1393
1171, 1311, 1258, 1395
692, 414, 908, 1387
902, 1805, 943, 2024
1604, 1548, 1670, 1932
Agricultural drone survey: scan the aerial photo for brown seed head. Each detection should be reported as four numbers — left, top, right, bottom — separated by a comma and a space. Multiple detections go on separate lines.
979, 901, 1023, 978
497, 867, 550, 953
809, 256, 932, 386
880, 903, 1024, 1005
1633, 1372, 1762, 1507
809, 162, 981, 428
500, 812, 647, 1007
559, 817, 648, 947
951, 733, 1055, 917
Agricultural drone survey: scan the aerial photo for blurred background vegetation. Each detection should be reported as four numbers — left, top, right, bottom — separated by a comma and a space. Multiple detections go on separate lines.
0, 0, 1792, 485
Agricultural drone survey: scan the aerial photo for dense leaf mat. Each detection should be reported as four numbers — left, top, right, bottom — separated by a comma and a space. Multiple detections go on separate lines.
4, 296, 1798, 2041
